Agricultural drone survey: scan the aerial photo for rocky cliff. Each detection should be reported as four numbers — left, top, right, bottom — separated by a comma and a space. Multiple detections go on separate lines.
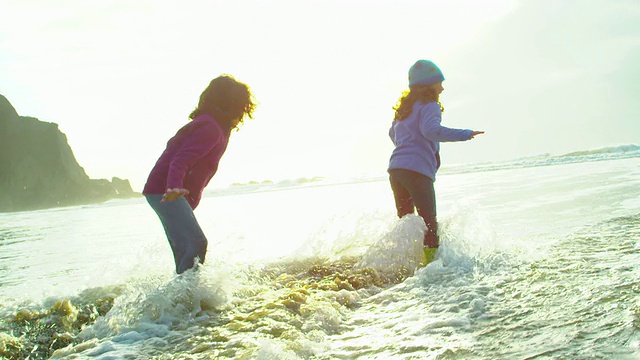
0, 94, 139, 212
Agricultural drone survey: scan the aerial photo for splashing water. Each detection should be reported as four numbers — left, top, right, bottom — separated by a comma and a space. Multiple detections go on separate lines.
1, 155, 639, 359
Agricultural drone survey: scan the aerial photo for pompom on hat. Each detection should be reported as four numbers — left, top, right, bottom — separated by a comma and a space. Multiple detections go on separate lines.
408, 60, 445, 87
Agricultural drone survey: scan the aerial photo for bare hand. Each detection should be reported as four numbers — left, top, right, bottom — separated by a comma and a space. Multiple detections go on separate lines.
161, 188, 190, 203
469, 131, 485, 139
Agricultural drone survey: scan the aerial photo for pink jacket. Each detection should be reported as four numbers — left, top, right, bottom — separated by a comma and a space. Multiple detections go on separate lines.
143, 114, 230, 209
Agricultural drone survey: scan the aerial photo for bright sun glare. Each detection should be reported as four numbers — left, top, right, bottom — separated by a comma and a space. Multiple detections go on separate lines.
4, 0, 638, 189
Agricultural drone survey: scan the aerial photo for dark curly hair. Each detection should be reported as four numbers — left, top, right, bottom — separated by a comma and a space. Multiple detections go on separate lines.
393, 85, 443, 121
189, 75, 256, 132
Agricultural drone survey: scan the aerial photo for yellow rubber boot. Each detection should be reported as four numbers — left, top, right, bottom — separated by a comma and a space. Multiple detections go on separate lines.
420, 247, 438, 267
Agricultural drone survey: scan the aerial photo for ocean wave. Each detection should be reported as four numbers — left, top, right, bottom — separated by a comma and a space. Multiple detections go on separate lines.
0, 210, 514, 360
442, 144, 640, 175
207, 144, 640, 197
207, 176, 328, 197
0, 257, 415, 359
558, 144, 640, 157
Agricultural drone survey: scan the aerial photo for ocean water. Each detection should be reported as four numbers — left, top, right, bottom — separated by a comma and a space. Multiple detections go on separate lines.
1, 146, 639, 359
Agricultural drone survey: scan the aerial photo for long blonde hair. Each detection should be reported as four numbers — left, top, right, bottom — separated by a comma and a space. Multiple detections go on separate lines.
393, 85, 443, 121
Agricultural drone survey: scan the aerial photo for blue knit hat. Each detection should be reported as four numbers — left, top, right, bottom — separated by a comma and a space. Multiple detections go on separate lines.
408, 60, 445, 87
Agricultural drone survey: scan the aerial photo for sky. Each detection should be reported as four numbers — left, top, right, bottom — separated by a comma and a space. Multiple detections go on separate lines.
1, 0, 639, 190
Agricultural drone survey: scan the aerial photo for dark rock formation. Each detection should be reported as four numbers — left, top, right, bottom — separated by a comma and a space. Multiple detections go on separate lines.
0, 94, 139, 212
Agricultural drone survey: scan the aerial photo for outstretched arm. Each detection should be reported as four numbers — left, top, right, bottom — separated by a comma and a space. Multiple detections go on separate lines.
420, 103, 481, 142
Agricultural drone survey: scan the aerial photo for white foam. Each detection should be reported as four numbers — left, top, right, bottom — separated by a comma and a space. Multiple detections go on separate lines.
86, 341, 115, 356
292, 209, 393, 260
253, 338, 301, 360
357, 214, 425, 276
111, 331, 145, 344
79, 262, 239, 341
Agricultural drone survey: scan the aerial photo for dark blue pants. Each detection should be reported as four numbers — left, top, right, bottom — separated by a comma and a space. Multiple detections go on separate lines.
145, 195, 208, 274
388, 169, 439, 248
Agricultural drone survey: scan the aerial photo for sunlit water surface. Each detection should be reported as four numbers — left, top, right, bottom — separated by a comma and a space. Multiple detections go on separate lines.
1, 154, 639, 359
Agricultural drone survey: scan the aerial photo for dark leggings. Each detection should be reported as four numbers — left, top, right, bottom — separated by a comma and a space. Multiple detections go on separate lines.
388, 168, 439, 248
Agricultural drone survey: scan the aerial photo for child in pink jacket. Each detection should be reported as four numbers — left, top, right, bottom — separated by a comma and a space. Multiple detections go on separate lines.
143, 75, 256, 274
